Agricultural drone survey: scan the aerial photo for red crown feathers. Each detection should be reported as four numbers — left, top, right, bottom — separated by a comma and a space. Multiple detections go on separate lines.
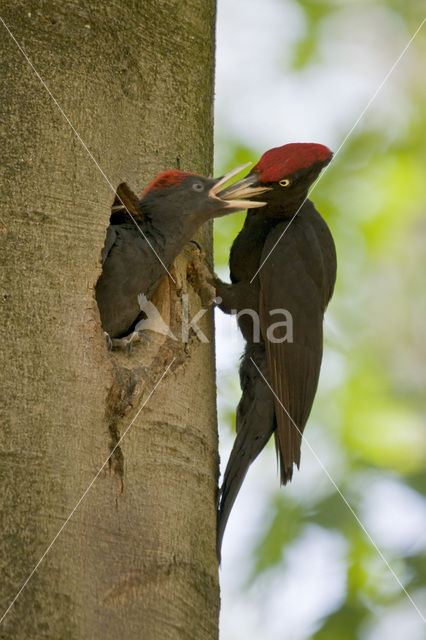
253, 143, 332, 183
143, 170, 198, 196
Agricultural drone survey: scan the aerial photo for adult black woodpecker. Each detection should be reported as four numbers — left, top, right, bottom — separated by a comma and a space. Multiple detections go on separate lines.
213, 143, 337, 552
95, 165, 269, 342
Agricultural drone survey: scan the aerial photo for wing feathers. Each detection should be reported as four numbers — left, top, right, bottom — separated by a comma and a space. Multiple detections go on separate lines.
259, 216, 328, 483
110, 182, 144, 224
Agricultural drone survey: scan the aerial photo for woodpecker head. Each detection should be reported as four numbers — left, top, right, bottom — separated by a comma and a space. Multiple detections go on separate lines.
139, 163, 269, 226
218, 143, 333, 214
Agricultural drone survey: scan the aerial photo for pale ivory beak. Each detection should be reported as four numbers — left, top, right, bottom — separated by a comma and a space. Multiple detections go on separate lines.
209, 163, 271, 209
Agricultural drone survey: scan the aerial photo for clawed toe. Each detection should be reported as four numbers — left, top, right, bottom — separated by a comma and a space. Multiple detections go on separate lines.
107, 330, 151, 353
187, 240, 203, 253
104, 332, 113, 351
187, 252, 217, 305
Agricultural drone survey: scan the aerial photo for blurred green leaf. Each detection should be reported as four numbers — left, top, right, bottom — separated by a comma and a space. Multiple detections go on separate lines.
250, 493, 304, 580
339, 360, 426, 473
290, 0, 335, 69
215, 1, 426, 636
310, 492, 355, 530
312, 602, 368, 640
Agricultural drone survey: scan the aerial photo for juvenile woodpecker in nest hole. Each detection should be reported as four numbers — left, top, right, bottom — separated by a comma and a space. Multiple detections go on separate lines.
95, 165, 269, 344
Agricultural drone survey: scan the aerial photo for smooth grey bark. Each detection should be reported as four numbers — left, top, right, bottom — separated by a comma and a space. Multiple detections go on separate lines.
0, 2, 219, 638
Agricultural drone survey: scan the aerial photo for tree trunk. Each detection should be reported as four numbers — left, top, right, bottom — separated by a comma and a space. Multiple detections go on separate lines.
0, 2, 219, 638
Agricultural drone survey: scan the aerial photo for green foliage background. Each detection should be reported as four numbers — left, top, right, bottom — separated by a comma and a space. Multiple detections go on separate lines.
214, 1, 426, 637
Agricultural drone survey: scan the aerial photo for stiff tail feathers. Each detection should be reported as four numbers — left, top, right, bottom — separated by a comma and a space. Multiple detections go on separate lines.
217, 344, 275, 558
217, 427, 254, 559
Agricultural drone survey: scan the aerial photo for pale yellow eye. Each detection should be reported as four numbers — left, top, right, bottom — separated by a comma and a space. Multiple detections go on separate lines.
279, 178, 290, 187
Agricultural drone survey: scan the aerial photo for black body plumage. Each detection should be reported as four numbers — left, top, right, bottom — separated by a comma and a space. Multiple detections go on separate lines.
215, 144, 337, 553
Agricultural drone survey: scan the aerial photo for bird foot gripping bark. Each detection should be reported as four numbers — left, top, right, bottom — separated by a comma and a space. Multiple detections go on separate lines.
186, 241, 218, 306
104, 330, 151, 353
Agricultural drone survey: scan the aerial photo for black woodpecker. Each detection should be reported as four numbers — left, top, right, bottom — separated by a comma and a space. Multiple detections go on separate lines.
212, 143, 337, 552
95, 165, 269, 341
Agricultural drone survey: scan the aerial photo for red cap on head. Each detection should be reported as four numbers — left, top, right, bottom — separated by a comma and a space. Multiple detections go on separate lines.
142, 170, 198, 196
253, 143, 332, 183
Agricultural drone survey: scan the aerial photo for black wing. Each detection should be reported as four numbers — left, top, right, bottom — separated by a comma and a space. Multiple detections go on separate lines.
101, 183, 143, 264
110, 182, 143, 225
259, 206, 336, 483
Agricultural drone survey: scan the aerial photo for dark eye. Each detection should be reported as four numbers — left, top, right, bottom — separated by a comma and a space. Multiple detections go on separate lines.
279, 178, 291, 187
192, 182, 204, 192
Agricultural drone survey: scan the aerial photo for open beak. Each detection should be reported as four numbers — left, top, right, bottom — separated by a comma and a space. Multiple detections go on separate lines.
209, 163, 271, 210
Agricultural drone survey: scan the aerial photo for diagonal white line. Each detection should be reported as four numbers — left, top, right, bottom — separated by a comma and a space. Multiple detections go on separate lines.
250, 16, 426, 282
0, 359, 175, 626
0, 16, 176, 283
250, 356, 426, 625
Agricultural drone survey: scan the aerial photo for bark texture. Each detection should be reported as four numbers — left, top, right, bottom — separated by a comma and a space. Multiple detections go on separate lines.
0, 2, 219, 638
